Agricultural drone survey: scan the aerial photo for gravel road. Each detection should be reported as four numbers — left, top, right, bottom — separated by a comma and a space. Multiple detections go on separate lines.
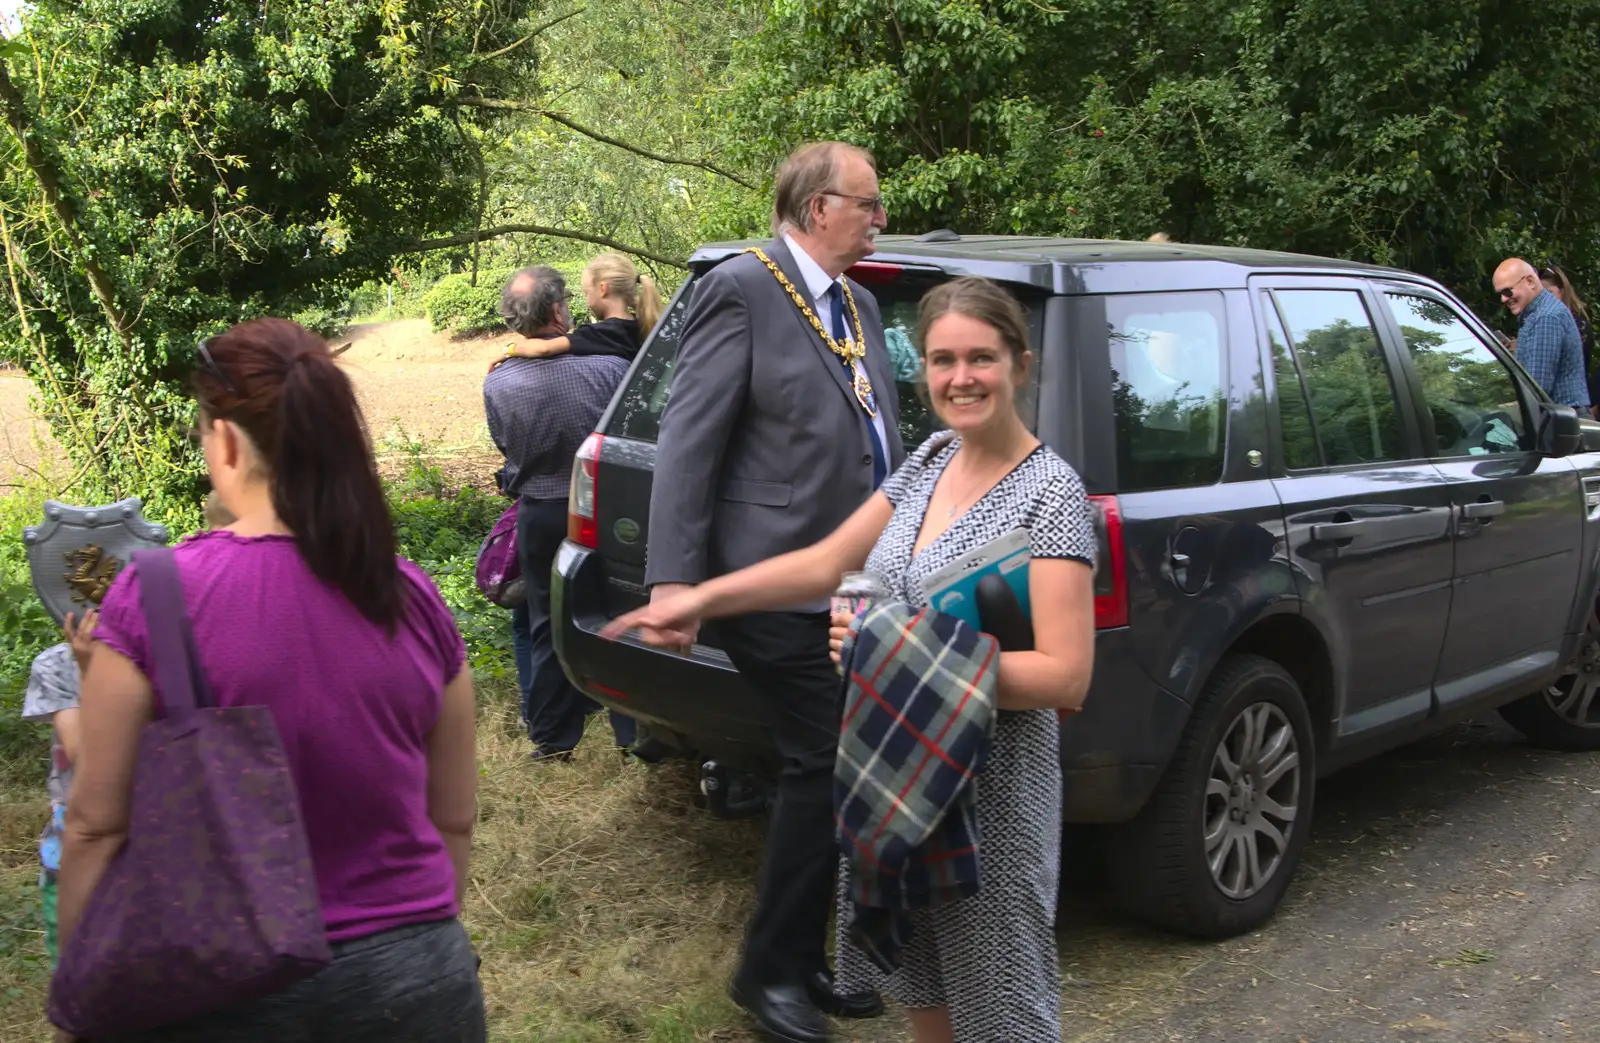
826, 715, 1600, 1043
1040, 717, 1598, 1043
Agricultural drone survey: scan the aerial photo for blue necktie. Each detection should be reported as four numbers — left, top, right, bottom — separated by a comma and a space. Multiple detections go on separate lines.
828, 282, 888, 489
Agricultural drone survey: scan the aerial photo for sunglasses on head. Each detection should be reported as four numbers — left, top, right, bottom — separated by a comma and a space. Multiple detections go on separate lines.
195, 336, 239, 397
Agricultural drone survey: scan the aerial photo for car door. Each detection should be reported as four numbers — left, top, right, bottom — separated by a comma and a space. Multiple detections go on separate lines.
1374, 285, 1584, 708
1253, 277, 1456, 741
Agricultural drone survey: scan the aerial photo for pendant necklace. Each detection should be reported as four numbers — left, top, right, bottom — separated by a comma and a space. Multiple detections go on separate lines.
943, 453, 1017, 520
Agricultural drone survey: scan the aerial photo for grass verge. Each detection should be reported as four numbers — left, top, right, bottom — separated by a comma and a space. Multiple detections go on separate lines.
0, 680, 780, 1042
0, 459, 815, 1042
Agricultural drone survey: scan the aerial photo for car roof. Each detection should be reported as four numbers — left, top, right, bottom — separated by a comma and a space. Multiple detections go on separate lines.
689, 234, 1436, 296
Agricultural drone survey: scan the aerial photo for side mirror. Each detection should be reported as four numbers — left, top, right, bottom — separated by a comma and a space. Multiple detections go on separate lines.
1581, 417, 1600, 454
1536, 403, 1583, 458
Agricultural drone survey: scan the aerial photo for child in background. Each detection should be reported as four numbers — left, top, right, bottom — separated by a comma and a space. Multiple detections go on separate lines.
22, 610, 96, 967
25, 491, 234, 966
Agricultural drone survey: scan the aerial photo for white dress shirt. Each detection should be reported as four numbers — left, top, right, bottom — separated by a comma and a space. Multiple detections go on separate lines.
783, 234, 892, 457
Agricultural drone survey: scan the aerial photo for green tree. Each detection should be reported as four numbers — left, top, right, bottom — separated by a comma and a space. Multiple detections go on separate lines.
723, 0, 1600, 321
0, 0, 544, 512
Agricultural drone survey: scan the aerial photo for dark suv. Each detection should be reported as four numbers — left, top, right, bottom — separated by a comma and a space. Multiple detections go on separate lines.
552, 234, 1600, 938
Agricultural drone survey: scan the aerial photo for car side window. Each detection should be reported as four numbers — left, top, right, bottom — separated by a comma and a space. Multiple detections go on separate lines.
1271, 290, 1405, 467
1383, 293, 1528, 457
608, 281, 694, 442
1263, 295, 1321, 470
1105, 291, 1229, 491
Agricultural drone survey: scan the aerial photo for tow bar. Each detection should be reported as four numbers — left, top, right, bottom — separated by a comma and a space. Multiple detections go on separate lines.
699, 760, 771, 819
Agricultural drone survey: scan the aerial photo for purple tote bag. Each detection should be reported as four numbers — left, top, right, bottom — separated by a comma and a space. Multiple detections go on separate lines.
48, 547, 332, 1038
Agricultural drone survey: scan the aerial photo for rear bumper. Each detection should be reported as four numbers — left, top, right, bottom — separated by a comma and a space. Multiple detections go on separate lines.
1059, 626, 1191, 823
553, 542, 1191, 820
551, 541, 777, 770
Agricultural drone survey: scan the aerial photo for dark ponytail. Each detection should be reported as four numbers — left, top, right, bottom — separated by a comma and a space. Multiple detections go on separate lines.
194, 319, 403, 629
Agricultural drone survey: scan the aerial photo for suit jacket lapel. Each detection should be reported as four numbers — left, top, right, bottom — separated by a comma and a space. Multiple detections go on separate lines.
765, 238, 857, 407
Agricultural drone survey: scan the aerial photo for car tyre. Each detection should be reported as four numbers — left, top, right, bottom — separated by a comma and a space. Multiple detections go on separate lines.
1498, 613, 1600, 751
1106, 653, 1315, 938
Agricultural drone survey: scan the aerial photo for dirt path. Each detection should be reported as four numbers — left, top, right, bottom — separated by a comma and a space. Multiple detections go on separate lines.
1, 321, 508, 490
338, 320, 506, 487
0, 371, 57, 487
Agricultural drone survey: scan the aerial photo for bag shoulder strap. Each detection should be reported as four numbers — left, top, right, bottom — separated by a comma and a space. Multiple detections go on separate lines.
130, 547, 211, 717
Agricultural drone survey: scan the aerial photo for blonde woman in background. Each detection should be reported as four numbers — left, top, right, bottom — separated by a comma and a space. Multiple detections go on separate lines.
491, 252, 664, 370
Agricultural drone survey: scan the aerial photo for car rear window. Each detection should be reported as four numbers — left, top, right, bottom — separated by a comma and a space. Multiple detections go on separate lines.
1102, 291, 1229, 491
608, 282, 694, 442
606, 264, 1041, 451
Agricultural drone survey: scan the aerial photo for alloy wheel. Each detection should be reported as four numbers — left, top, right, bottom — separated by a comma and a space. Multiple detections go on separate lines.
1203, 702, 1301, 900
1545, 626, 1600, 729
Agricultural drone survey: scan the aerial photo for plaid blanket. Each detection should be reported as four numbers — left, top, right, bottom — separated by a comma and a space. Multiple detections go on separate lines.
835, 600, 999, 973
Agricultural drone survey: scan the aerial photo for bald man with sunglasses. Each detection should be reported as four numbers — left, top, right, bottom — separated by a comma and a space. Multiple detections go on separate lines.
1493, 257, 1589, 411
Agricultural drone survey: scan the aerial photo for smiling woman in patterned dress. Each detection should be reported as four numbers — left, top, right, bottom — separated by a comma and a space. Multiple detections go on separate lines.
603, 276, 1097, 1043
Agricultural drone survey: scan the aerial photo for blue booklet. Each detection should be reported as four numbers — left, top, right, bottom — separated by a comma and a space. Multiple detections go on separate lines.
919, 528, 1032, 629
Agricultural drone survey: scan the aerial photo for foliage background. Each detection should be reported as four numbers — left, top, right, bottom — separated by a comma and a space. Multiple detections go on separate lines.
5, 0, 1592, 524
721, 0, 1600, 322
1, 2, 1599, 1039
2, 0, 1597, 735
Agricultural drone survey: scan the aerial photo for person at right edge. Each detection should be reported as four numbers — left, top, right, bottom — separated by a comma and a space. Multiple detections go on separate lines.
643, 140, 901, 1043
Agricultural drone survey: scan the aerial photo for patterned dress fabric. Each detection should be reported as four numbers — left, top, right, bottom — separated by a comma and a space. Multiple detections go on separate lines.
834, 431, 1096, 1042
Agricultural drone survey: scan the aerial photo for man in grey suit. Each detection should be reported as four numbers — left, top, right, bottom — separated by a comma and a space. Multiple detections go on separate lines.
646, 141, 905, 1043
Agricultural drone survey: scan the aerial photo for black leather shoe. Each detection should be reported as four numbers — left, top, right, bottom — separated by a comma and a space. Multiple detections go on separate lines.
805, 969, 885, 1019
729, 979, 830, 1043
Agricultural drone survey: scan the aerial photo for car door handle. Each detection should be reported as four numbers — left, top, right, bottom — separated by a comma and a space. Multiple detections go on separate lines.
1461, 500, 1505, 520
1310, 520, 1367, 541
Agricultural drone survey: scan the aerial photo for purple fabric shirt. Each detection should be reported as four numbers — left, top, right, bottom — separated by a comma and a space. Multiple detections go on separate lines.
95, 530, 468, 943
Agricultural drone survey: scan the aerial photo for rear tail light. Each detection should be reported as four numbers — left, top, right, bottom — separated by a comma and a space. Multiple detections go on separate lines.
568, 432, 603, 548
845, 261, 904, 285
1090, 495, 1129, 629
587, 680, 627, 700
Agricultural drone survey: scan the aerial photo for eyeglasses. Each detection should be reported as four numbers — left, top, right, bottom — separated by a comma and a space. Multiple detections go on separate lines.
823, 191, 886, 214
1496, 272, 1536, 300
195, 336, 239, 397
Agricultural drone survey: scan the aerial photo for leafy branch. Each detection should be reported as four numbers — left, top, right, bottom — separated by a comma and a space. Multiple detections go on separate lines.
472, 7, 589, 64
0, 57, 131, 349
407, 223, 687, 269
455, 95, 757, 189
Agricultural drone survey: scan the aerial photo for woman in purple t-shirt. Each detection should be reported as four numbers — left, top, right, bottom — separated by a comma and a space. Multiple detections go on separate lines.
56, 319, 483, 1042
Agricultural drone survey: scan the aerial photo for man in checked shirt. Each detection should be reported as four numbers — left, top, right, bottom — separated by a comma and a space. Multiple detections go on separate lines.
1494, 257, 1591, 414
485, 266, 637, 759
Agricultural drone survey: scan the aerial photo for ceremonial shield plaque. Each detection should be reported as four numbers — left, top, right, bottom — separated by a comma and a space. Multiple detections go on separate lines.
23, 499, 170, 625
